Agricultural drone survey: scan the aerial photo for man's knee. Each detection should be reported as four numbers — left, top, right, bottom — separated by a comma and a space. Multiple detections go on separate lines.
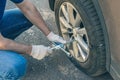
0, 51, 27, 80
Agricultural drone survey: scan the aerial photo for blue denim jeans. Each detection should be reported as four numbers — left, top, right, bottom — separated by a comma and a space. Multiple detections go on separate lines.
0, 8, 33, 80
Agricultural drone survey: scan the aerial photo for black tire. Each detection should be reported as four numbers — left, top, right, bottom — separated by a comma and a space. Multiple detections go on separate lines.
49, 0, 55, 11
55, 0, 107, 76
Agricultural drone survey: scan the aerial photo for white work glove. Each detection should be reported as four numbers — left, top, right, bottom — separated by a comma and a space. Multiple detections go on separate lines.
47, 32, 66, 44
30, 45, 52, 60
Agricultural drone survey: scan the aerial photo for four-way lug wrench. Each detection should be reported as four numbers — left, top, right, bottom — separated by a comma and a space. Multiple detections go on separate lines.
51, 38, 74, 57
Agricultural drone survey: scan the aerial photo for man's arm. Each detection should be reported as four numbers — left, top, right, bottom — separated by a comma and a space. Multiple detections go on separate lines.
16, 0, 51, 36
0, 33, 52, 60
0, 34, 32, 54
0, 0, 66, 60
15, 0, 66, 43
0, 0, 51, 55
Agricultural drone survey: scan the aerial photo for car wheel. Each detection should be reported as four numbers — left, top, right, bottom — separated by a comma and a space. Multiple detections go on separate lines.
55, 0, 107, 76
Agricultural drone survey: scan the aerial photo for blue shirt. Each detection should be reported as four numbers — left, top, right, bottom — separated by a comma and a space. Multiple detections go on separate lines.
0, 0, 24, 22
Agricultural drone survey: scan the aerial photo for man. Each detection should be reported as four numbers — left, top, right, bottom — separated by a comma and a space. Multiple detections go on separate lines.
0, 0, 66, 79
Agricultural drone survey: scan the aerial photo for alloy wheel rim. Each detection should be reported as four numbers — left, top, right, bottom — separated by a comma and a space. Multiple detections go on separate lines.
59, 2, 90, 62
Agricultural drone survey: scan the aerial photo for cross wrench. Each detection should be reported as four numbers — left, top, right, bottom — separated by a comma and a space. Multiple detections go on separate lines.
51, 40, 74, 57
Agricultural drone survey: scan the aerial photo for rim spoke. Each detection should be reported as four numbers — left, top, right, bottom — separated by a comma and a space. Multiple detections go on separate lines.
77, 44, 86, 61
73, 41, 79, 58
77, 27, 86, 36
71, 13, 81, 27
67, 3, 81, 27
69, 50, 74, 57
60, 17, 72, 29
61, 28, 68, 34
73, 14, 81, 27
67, 3, 75, 25
61, 5, 69, 22
75, 35, 89, 53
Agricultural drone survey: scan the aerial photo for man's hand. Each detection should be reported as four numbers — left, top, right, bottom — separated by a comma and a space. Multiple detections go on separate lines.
31, 45, 52, 60
47, 32, 66, 44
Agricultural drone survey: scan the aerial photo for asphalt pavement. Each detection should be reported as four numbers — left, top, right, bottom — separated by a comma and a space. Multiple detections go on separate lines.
6, 0, 113, 80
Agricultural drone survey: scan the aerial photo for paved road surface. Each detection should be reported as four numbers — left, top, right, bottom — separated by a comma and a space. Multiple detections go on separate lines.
6, 0, 113, 80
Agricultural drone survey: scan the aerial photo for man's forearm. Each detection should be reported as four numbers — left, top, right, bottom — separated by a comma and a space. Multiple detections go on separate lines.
16, 0, 51, 36
1, 38, 32, 54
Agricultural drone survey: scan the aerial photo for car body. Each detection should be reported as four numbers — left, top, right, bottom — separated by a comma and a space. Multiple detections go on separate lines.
49, 0, 120, 80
